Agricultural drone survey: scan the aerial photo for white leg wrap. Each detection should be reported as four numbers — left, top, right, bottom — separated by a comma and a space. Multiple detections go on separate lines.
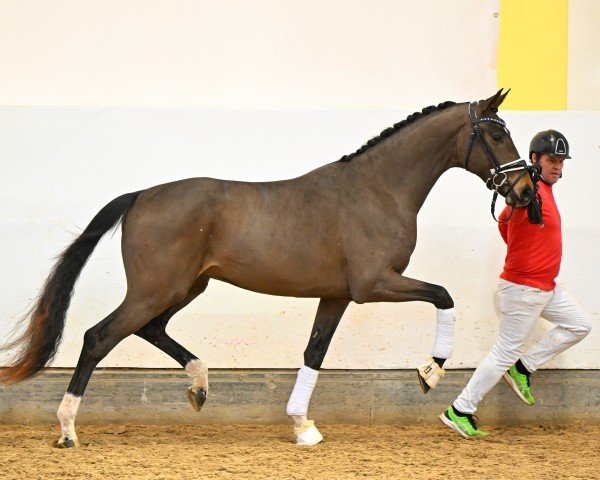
432, 307, 455, 359
286, 366, 319, 416
185, 359, 208, 389
57, 393, 81, 441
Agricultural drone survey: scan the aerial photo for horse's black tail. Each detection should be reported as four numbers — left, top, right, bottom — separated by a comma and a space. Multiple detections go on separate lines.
0, 191, 143, 384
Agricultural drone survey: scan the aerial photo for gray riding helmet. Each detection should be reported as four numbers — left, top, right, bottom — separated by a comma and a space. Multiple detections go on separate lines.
529, 129, 571, 159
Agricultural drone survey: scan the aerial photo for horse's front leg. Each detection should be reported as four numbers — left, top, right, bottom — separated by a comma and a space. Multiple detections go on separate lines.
364, 269, 456, 394
287, 298, 349, 445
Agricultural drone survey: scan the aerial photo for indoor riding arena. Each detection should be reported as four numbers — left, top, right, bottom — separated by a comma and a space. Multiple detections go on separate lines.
1, 1, 598, 479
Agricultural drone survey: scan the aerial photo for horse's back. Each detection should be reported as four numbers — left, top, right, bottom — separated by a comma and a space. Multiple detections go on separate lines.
121, 175, 352, 298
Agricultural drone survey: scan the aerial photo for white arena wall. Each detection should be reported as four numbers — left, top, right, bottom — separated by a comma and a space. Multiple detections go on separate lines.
1, 108, 598, 369
0, 0, 598, 372
0, 1, 501, 109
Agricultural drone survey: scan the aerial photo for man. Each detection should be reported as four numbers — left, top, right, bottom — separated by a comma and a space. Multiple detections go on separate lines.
439, 130, 592, 438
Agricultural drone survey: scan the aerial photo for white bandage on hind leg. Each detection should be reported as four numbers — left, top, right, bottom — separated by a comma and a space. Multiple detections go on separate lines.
286, 365, 319, 416
431, 307, 455, 359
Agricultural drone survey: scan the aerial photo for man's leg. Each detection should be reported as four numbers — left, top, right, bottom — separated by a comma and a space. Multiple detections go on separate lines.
441, 281, 549, 437
520, 285, 591, 371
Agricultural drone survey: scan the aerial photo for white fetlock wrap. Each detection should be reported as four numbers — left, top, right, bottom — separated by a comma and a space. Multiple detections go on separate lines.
286, 365, 319, 416
432, 307, 455, 359
57, 393, 82, 445
294, 420, 323, 446
418, 358, 445, 389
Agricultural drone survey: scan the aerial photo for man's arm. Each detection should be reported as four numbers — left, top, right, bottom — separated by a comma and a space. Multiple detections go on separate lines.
498, 207, 510, 244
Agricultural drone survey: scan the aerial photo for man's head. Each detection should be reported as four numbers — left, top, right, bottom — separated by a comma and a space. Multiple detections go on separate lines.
529, 130, 571, 185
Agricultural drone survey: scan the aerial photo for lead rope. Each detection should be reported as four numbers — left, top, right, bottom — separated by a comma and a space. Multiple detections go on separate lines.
526, 184, 544, 226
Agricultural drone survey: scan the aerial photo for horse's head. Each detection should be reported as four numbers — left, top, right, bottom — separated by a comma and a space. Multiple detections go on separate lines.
464, 89, 536, 208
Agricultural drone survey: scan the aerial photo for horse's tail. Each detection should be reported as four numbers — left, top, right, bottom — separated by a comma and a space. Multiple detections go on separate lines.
0, 191, 143, 384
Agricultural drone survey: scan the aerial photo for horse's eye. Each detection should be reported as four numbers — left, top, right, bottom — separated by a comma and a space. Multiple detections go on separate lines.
491, 133, 503, 143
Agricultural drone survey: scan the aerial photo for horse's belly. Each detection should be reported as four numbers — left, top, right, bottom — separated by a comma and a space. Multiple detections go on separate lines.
204, 259, 349, 299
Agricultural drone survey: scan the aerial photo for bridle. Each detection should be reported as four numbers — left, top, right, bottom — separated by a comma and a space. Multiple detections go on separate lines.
464, 101, 540, 222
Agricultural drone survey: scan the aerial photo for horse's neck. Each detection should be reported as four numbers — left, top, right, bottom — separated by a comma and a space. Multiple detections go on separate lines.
364, 112, 465, 213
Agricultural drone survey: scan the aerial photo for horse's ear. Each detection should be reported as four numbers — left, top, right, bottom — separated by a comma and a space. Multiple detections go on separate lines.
498, 88, 511, 107
480, 89, 509, 114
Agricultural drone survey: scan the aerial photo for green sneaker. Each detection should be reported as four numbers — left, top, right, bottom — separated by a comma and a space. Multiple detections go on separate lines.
503, 365, 535, 405
439, 406, 488, 439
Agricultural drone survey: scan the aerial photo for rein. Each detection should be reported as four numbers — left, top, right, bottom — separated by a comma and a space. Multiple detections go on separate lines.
464, 101, 539, 224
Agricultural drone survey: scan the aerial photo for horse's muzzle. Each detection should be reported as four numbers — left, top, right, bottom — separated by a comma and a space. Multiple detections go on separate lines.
504, 184, 532, 208
517, 185, 532, 207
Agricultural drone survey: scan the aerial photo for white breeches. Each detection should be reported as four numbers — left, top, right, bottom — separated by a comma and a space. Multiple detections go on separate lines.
454, 280, 591, 414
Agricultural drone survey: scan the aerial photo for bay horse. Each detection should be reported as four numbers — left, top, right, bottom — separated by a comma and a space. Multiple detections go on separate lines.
0, 90, 535, 447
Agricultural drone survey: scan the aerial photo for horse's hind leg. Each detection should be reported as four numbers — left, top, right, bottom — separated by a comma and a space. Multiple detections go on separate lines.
134, 276, 210, 412
287, 298, 349, 445
56, 307, 121, 448
365, 270, 456, 394
56, 290, 191, 448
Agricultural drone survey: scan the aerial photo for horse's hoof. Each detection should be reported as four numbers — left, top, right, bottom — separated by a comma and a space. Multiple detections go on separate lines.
187, 386, 207, 412
416, 368, 431, 394
416, 358, 445, 394
56, 437, 80, 448
294, 420, 323, 446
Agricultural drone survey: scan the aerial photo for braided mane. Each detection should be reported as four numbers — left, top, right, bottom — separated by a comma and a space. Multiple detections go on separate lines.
338, 101, 456, 162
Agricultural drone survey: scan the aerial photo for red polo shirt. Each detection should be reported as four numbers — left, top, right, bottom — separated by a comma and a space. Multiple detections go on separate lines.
498, 181, 562, 291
